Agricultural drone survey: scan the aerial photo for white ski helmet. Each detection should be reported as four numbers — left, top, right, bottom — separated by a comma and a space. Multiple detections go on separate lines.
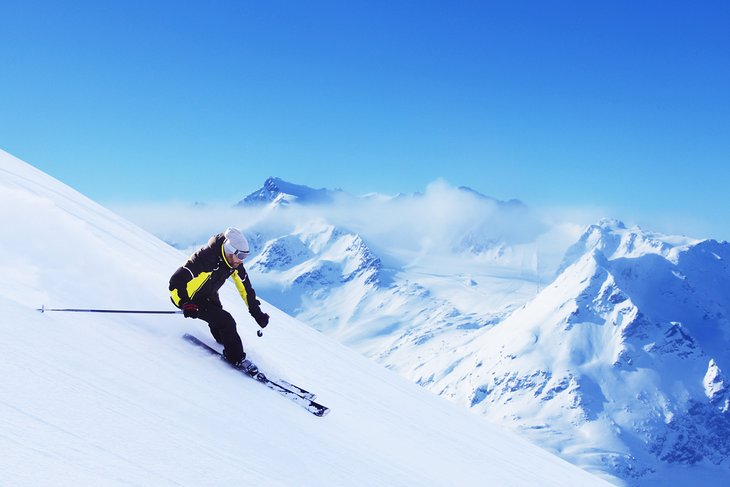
223, 227, 250, 258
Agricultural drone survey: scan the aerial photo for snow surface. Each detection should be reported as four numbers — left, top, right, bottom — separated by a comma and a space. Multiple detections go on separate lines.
0, 149, 610, 486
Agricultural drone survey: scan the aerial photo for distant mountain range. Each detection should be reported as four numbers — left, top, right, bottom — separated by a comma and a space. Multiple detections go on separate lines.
237, 176, 528, 210
232, 178, 730, 485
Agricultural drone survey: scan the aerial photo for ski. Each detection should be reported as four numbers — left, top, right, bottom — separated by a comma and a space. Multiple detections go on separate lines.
274, 378, 316, 401
182, 334, 329, 417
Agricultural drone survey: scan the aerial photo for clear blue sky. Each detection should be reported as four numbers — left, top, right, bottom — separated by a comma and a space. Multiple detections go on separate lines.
2, 1, 729, 239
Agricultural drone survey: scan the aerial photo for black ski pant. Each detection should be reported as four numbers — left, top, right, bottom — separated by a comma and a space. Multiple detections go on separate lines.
197, 304, 245, 364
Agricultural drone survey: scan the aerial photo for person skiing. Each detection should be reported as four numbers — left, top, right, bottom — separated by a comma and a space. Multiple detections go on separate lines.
169, 227, 269, 366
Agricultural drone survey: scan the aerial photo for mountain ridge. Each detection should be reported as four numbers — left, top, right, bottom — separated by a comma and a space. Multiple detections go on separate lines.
440, 221, 730, 484
237, 177, 344, 206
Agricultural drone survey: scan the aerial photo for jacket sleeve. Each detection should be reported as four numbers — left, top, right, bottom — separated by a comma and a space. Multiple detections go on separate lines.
169, 236, 220, 306
169, 266, 195, 305
232, 266, 263, 315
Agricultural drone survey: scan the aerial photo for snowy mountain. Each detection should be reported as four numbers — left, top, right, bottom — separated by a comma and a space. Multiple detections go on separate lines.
222, 180, 730, 486
427, 220, 730, 484
244, 220, 536, 362
223, 179, 544, 369
0, 149, 609, 486
237, 177, 345, 207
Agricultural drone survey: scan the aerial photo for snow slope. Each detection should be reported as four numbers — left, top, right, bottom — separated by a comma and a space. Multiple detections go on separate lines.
0, 149, 610, 486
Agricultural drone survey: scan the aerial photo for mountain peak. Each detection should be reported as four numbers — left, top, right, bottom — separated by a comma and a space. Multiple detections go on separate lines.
556, 219, 700, 275
596, 217, 627, 230
238, 177, 342, 206
457, 186, 526, 209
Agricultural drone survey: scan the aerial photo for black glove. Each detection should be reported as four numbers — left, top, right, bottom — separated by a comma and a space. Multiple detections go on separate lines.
253, 310, 269, 328
181, 302, 199, 319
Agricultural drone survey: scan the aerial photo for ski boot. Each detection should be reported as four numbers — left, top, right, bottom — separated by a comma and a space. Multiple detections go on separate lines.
236, 358, 259, 378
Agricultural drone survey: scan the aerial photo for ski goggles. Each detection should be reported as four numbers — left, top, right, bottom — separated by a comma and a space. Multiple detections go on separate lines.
233, 249, 249, 260
224, 241, 250, 260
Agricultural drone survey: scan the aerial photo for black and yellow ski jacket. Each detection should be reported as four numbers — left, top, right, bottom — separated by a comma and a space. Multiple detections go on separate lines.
169, 233, 263, 316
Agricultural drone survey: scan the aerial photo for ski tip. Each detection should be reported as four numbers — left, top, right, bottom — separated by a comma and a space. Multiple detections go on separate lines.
310, 405, 330, 417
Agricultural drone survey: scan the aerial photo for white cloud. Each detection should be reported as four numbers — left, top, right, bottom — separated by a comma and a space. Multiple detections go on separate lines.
110, 180, 620, 278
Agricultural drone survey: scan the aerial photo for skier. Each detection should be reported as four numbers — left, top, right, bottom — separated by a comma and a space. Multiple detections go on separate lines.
169, 227, 269, 366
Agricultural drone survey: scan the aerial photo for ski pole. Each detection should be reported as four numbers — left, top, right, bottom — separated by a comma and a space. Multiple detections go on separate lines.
39, 306, 264, 335
37, 305, 182, 315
